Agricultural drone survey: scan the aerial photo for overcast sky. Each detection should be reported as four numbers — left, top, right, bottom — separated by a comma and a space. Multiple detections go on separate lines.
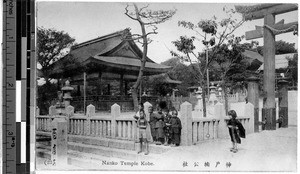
37, 1, 298, 63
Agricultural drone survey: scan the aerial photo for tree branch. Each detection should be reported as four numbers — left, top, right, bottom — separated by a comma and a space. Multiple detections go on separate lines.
125, 4, 139, 21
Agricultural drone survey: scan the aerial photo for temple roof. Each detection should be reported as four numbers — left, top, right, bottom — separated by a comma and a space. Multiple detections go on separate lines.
48, 29, 171, 78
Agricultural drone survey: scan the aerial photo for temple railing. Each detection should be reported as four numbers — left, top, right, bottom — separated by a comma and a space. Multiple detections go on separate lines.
36, 101, 255, 146
192, 118, 220, 144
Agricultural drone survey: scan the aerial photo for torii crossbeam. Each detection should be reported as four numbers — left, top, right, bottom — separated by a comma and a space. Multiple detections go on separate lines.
235, 3, 298, 130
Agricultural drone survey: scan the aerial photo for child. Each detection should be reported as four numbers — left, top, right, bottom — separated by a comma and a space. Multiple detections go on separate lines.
154, 109, 165, 145
148, 106, 158, 143
227, 110, 245, 153
169, 109, 182, 147
163, 109, 172, 146
135, 110, 151, 155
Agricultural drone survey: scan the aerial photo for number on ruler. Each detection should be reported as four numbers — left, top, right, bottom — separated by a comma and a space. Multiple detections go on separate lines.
8, 131, 13, 135
7, 83, 14, 87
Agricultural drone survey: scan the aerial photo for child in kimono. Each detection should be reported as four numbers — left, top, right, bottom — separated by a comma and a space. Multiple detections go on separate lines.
163, 109, 172, 146
135, 110, 151, 155
227, 110, 245, 153
169, 109, 182, 147
155, 109, 165, 145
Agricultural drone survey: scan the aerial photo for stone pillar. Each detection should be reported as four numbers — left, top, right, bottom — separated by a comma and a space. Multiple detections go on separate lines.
262, 14, 276, 130
49, 105, 56, 116
247, 76, 260, 132
111, 103, 120, 138
278, 79, 289, 128
180, 102, 192, 146
85, 104, 95, 135
143, 101, 152, 121
214, 102, 228, 138
245, 103, 254, 134
51, 118, 68, 168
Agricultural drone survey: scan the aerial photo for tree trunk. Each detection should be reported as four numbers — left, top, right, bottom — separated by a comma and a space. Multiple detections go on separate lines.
131, 3, 148, 111
222, 80, 229, 115
201, 81, 207, 117
132, 88, 139, 111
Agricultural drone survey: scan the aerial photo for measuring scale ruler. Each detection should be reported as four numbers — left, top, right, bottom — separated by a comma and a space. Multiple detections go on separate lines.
2, 0, 35, 173
3, 0, 17, 173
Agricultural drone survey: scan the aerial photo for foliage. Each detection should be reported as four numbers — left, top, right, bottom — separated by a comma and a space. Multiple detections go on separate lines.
37, 27, 75, 114
254, 40, 297, 56
286, 53, 298, 86
37, 27, 75, 78
171, 6, 245, 116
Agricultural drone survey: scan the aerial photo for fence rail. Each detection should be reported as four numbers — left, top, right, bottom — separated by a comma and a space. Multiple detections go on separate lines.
36, 101, 254, 146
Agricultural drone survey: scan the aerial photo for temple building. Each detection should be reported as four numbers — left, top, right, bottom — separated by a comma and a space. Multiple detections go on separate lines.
48, 29, 171, 112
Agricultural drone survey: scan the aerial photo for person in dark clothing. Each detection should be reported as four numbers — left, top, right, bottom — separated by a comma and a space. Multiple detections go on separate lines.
227, 110, 245, 153
148, 106, 158, 143
155, 109, 165, 145
163, 109, 172, 146
169, 109, 182, 146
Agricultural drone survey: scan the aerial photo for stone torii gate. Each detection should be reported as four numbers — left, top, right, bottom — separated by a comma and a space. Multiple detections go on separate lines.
235, 4, 298, 130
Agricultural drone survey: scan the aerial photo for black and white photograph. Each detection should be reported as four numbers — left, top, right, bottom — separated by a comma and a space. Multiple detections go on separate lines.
34, 1, 298, 172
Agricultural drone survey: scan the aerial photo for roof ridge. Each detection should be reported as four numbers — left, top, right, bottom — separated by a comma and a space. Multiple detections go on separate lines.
71, 28, 130, 50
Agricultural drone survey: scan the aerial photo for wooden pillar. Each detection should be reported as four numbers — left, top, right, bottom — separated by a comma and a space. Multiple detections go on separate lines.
120, 74, 124, 96
278, 78, 289, 128
124, 81, 128, 96
262, 14, 276, 130
97, 72, 102, 95
83, 72, 87, 114
107, 84, 111, 95
247, 76, 260, 132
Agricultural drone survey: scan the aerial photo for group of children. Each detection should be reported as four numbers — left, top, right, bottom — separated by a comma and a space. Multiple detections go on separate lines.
134, 102, 245, 155
133, 103, 182, 155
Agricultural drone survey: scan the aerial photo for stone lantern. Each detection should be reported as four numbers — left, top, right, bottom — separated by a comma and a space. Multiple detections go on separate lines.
195, 87, 203, 112
55, 91, 65, 115
61, 80, 74, 107
208, 85, 219, 105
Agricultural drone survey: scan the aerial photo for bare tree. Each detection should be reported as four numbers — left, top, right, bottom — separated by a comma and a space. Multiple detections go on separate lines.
124, 3, 176, 110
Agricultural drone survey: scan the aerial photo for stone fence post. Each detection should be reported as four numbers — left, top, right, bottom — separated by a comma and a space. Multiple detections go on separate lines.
51, 118, 67, 168
245, 103, 254, 134
247, 76, 260, 132
85, 104, 95, 135
180, 102, 192, 146
66, 105, 74, 133
36, 107, 40, 116
214, 102, 228, 138
111, 103, 120, 138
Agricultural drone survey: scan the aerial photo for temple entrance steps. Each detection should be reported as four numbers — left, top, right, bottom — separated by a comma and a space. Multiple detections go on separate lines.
36, 132, 171, 169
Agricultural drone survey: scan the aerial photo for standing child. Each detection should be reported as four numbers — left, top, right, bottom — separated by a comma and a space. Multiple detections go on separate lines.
154, 109, 165, 145
149, 106, 158, 143
163, 109, 172, 146
135, 110, 151, 155
227, 110, 245, 153
169, 110, 182, 147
